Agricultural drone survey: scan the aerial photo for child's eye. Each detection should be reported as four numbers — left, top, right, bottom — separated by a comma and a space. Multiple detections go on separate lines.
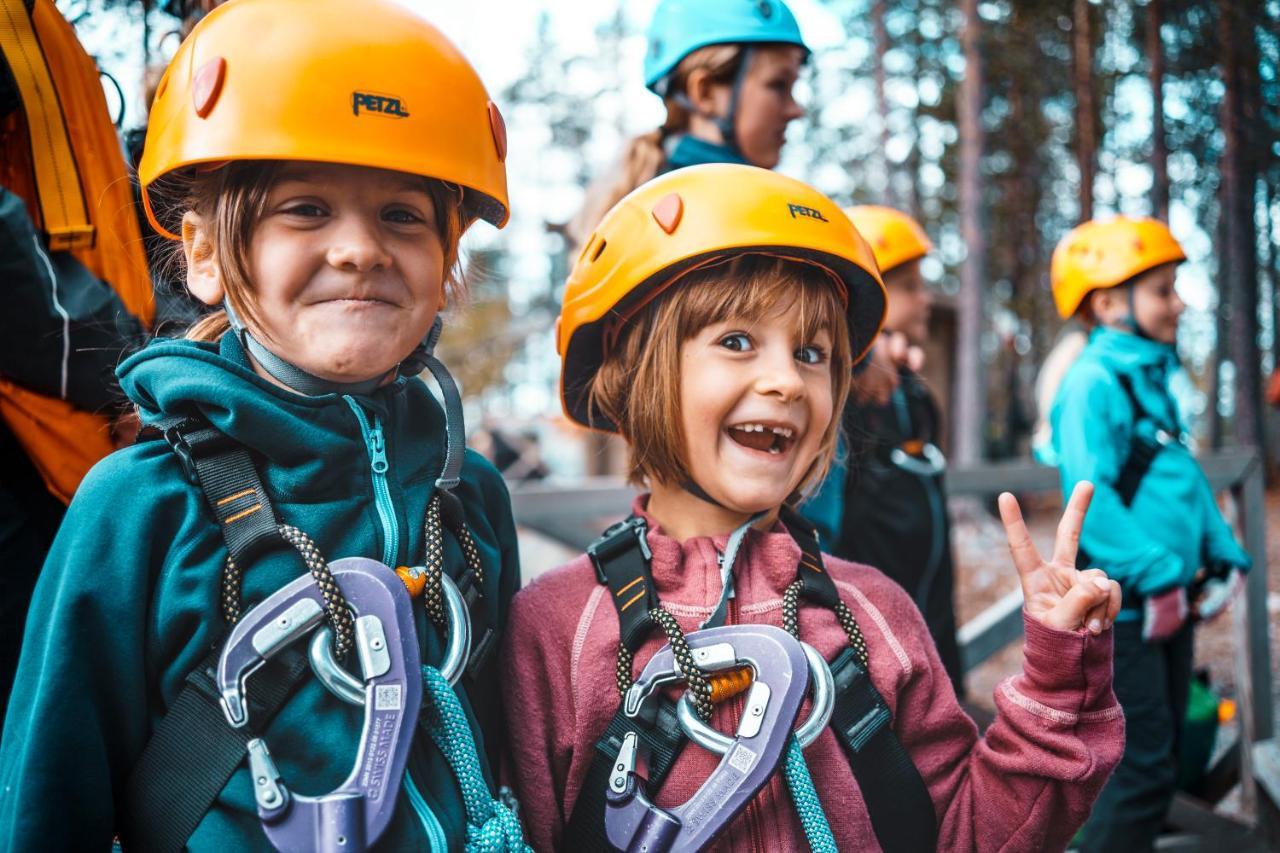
718, 332, 753, 352
384, 207, 426, 225
282, 203, 326, 218
796, 345, 826, 365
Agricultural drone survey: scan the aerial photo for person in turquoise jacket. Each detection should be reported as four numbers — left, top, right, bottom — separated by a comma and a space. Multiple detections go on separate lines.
0, 1, 527, 849
1046, 216, 1250, 853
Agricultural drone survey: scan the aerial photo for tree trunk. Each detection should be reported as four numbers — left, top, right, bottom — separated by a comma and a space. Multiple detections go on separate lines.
873, 0, 894, 206
1219, 4, 1265, 456
1146, 0, 1170, 220
954, 0, 986, 464
1073, 0, 1095, 219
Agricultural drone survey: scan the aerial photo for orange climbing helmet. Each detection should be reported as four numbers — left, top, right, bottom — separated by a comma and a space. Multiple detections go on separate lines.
844, 205, 932, 275
138, 0, 509, 239
557, 163, 886, 430
1050, 217, 1185, 318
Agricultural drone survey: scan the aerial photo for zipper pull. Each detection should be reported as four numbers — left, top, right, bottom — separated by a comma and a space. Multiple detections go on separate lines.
368, 426, 389, 474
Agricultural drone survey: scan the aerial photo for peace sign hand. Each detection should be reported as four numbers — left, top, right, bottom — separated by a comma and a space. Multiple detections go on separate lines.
998, 482, 1121, 635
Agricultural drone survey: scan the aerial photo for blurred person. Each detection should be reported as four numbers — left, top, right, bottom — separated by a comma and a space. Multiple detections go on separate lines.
0, 0, 152, 715
1049, 217, 1250, 853
801, 206, 965, 696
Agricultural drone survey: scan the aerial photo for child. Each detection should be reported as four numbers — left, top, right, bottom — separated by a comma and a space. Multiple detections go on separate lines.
503, 164, 1125, 851
0, 1, 522, 849
1048, 217, 1250, 851
569, 0, 808, 246
802, 206, 965, 697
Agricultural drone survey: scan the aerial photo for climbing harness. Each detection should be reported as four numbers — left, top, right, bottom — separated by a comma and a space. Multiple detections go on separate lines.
217, 557, 423, 852
564, 505, 938, 853
605, 624, 819, 852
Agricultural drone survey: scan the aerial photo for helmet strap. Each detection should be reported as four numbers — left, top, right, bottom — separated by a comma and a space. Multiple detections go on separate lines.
1122, 282, 1153, 340
668, 46, 754, 159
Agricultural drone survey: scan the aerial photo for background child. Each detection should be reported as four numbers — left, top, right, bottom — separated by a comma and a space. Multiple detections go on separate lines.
503, 164, 1124, 851
0, 1, 521, 849
1049, 217, 1251, 852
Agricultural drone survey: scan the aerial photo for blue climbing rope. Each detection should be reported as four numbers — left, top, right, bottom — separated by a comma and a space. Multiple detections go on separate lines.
419, 665, 530, 852
784, 736, 837, 853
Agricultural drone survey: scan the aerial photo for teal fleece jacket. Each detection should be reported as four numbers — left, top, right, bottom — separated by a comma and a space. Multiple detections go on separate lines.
0, 333, 520, 851
1050, 327, 1248, 611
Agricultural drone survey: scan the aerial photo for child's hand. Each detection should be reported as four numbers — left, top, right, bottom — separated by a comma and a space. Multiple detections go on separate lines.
998, 482, 1121, 635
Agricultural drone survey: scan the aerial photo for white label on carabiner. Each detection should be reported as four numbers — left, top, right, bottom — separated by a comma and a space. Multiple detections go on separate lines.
728, 744, 757, 773
375, 683, 402, 711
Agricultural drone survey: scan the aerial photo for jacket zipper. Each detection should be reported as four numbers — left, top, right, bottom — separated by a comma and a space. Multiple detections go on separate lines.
404, 770, 448, 853
346, 398, 443, 845
343, 397, 401, 566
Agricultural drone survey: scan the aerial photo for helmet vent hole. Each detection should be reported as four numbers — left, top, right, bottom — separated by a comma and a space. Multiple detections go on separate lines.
590, 238, 607, 262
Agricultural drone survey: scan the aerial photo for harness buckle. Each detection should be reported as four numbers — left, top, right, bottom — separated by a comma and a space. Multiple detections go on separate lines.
216, 557, 422, 852
605, 624, 813, 853
588, 515, 651, 584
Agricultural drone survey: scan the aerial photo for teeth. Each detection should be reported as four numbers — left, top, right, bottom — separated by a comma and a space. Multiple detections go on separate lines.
732, 423, 794, 438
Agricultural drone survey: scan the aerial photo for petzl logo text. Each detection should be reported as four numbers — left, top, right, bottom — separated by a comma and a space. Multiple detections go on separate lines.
352, 92, 411, 118
788, 203, 829, 222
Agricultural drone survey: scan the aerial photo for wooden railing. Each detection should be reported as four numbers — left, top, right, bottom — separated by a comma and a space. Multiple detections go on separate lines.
509, 450, 1277, 848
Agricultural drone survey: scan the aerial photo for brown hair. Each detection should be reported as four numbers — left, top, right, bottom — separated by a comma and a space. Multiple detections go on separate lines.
589, 254, 852, 497
566, 45, 744, 247
157, 161, 467, 343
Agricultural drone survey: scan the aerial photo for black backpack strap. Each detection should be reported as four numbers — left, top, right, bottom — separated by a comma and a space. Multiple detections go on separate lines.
118, 644, 309, 853
588, 516, 659, 655
562, 697, 686, 851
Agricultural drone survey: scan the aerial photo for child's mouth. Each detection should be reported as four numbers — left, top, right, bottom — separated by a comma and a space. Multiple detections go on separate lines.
727, 423, 797, 456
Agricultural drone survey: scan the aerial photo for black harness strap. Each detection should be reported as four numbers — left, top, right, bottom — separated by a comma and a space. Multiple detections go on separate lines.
1077, 373, 1176, 572
118, 645, 308, 853
783, 507, 938, 853
119, 416, 301, 853
589, 516, 660, 654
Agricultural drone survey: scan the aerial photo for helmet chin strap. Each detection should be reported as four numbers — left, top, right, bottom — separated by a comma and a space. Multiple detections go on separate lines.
224, 301, 465, 491
670, 46, 754, 159
1121, 285, 1152, 340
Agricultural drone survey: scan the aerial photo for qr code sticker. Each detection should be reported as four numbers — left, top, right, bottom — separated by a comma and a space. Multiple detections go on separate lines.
728, 746, 756, 773
375, 684, 402, 711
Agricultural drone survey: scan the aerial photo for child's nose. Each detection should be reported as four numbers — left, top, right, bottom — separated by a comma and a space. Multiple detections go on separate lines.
755, 350, 806, 400
326, 221, 392, 271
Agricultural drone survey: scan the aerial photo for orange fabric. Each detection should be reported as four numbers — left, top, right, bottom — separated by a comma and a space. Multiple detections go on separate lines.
0, 0, 154, 502
1267, 369, 1280, 408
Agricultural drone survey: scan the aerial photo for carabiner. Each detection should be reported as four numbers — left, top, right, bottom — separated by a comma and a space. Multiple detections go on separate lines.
606, 624, 810, 853
311, 568, 472, 705
890, 441, 947, 476
676, 640, 835, 754
215, 557, 422, 853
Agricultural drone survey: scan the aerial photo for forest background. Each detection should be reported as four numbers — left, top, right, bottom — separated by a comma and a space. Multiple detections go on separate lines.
63, 0, 1280, 475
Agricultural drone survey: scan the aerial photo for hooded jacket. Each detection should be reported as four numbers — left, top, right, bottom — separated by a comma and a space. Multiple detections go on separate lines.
1050, 327, 1249, 608
502, 498, 1124, 851
0, 332, 520, 851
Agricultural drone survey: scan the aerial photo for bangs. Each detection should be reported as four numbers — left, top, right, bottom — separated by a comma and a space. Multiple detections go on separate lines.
671, 254, 848, 349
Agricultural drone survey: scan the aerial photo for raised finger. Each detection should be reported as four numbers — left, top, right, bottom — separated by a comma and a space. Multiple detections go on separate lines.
998, 492, 1042, 578
1051, 481, 1095, 566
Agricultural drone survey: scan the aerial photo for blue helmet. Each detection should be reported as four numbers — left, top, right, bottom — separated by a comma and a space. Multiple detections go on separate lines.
643, 0, 809, 94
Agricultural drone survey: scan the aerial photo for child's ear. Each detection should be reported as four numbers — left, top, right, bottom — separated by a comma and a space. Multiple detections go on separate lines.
182, 211, 224, 307
684, 67, 724, 118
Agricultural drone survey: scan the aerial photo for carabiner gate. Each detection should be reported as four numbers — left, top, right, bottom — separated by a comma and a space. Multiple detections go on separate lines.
215, 557, 422, 853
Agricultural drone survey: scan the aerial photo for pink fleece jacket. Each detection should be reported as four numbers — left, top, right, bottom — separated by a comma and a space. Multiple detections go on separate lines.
502, 500, 1124, 851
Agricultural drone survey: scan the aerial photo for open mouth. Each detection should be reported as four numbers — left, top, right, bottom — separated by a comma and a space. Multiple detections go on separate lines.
727, 422, 798, 456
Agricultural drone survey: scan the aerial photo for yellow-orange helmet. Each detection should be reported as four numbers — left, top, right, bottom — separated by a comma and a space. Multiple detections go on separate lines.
138, 0, 509, 239
558, 163, 886, 430
1050, 217, 1185, 318
844, 205, 933, 274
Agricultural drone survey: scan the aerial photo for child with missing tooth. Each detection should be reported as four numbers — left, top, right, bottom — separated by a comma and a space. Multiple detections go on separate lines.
502, 164, 1126, 851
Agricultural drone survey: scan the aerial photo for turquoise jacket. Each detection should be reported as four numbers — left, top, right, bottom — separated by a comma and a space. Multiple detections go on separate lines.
1050, 327, 1248, 614
0, 333, 520, 851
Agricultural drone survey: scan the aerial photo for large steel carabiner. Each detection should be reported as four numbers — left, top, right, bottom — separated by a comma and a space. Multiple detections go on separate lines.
605, 624, 810, 853
215, 557, 422, 853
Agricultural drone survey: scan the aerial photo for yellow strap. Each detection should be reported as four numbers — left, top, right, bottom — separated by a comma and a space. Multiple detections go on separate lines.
0, 0, 93, 250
